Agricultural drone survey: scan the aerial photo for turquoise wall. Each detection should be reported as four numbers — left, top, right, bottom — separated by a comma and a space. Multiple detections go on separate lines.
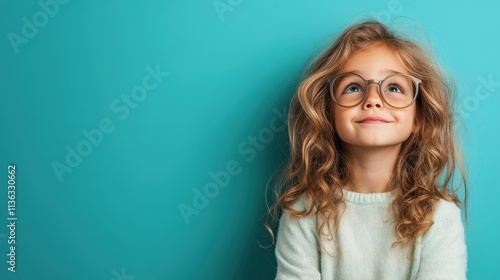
1, 0, 498, 279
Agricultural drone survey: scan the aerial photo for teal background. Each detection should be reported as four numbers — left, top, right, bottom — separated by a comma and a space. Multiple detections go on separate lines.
1, 0, 499, 279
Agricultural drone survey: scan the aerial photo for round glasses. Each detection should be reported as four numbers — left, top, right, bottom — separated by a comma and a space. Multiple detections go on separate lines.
326, 72, 421, 109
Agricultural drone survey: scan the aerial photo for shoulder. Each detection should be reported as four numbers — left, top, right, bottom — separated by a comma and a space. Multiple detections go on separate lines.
422, 198, 464, 242
415, 199, 468, 279
277, 193, 319, 236
432, 198, 463, 224
280, 193, 318, 225
287, 192, 317, 213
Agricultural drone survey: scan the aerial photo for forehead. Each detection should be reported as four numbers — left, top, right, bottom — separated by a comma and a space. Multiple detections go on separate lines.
339, 43, 409, 77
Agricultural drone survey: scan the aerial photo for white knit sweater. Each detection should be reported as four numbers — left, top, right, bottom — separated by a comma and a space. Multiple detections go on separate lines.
275, 189, 467, 280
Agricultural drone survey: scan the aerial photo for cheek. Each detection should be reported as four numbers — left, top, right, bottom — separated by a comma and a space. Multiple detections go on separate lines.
395, 111, 416, 132
332, 108, 351, 136
407, 107, 417, 127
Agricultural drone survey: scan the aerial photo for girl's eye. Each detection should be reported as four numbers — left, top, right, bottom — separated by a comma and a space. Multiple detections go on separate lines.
344, 84, 363, 93
386, 84, 404, 93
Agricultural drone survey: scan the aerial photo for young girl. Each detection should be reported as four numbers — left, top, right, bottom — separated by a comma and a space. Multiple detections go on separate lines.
264, 19, 468, 280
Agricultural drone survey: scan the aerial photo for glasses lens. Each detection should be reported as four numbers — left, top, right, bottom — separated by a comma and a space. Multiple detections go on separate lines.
381, 75, 416, 108
331, 74, 365, 106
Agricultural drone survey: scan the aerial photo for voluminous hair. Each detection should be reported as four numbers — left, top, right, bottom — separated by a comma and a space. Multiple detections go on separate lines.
262, 18, 468, 260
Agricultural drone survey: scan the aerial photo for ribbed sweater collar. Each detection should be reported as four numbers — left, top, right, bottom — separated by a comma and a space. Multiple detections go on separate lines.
341, 188, 395, 205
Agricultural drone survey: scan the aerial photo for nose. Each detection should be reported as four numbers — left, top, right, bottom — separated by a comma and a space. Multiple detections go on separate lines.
362, 82, 384, 109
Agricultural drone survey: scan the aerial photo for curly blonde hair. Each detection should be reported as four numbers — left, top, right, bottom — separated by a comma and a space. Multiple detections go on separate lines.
262, 19, 468, 260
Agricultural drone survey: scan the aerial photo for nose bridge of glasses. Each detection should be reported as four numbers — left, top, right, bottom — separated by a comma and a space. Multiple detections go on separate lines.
365, 79, 383, 98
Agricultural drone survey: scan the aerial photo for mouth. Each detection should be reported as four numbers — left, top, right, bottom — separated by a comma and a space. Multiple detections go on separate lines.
356, 117, 391, 124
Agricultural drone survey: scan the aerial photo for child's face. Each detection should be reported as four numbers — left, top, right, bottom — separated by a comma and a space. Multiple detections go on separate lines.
330, 43, 417, 150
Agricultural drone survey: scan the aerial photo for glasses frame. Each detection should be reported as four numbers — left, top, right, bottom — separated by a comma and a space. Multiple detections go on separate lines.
326, 72, 422, 109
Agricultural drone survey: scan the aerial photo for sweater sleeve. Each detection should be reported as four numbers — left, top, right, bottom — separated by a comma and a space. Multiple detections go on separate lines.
415, 200, 467, 280
275, 195, 321, 280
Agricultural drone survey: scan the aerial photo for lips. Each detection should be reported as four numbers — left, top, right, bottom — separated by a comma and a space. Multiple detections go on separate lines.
356, 116, 391, 123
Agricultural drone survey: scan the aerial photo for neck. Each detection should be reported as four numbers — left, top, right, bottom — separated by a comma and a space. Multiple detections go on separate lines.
343, 144, 401, 193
